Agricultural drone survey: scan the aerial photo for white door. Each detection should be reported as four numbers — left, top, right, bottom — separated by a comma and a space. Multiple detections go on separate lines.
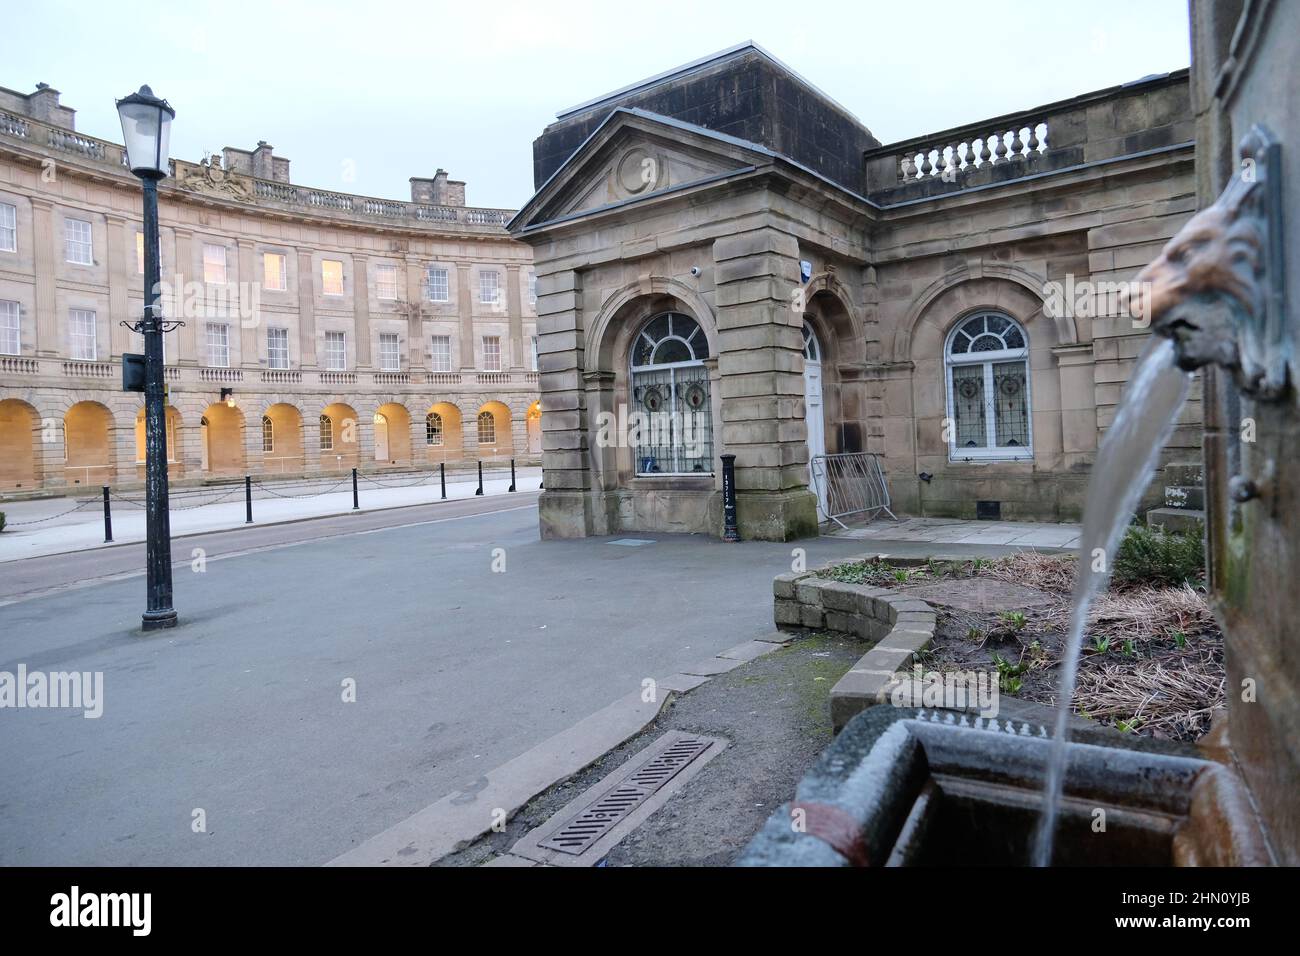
373, 413, 389, 462
803, 322, 827, 517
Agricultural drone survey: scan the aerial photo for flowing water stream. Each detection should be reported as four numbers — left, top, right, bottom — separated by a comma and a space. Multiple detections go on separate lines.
1031, 336, 1193, 866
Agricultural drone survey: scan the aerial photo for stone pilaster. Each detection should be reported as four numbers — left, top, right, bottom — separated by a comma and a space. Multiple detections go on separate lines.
712, 227, 818, 540
296, 248, 316, 367
30, 198, 56, 356
506, 264, 524, 370
106, 215, 131, 359
353, 254, 372, 369
535, 267, 591, 537
173, 228, 196, 363
456, 263, 475, 370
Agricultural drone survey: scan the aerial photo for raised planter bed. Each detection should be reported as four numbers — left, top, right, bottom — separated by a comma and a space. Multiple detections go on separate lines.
773, 559, 937, 731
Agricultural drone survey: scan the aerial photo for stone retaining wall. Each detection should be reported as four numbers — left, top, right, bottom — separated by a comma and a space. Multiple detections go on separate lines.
773, 567, 937, 732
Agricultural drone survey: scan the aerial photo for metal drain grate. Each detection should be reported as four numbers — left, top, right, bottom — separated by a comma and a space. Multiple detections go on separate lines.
534, 733, 718, 856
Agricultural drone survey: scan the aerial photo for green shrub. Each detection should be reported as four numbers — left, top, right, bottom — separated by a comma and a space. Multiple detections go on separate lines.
1111, 525, 1205, 588
0, 511, 6, 533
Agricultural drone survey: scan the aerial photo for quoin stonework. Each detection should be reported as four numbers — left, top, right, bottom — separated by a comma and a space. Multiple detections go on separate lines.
0, 83, 541, 494
510, 43, 1200, 540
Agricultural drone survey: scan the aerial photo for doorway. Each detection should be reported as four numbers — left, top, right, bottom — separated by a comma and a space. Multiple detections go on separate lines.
803, 321, 827, 517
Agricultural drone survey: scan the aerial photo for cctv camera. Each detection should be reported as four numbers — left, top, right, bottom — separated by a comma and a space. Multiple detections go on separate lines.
690, 266, 701, 277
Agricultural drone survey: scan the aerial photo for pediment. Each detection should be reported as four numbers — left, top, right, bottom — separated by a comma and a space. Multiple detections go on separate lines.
512, 110, 768, 231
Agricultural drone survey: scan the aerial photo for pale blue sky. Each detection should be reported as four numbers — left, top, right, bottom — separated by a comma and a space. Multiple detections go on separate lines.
3, 0, 1191, 209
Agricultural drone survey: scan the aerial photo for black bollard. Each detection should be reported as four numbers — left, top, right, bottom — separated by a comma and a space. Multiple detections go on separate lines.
352, 467, 359, 510
475, 460, 484, 496
102, 486, 113, 543
440, 462, 447, 500
509, 458, 516, 493
245, 476, 253, 524
721, 454, 740, 543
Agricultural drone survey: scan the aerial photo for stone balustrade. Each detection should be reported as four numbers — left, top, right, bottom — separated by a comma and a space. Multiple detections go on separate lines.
0, 110, 516, 234
898, 121, 1048, 183
3, 356, 532, 391
863, 70, 1193, 203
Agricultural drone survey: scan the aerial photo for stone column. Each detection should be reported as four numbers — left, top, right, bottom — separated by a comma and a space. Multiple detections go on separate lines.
712, 227, 818, 540
30, 199, 56, 356
456, 263, 475, 370
296, 248, 317, 367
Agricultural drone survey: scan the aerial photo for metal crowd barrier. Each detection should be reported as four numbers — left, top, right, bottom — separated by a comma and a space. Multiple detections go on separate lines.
810, 452, 898, 530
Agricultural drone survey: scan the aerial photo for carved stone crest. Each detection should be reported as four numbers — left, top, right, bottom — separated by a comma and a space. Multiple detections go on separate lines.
175, 154, 253, 201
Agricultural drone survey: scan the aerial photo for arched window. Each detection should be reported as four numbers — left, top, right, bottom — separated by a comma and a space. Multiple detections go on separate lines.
477, 411, 496, 446
319, 414, 333, 451
261, 415, 274, 453
944, 311, 1032, 460
802, 321, 821, 362
426, 412, 443, 446
630, 312, 713, 474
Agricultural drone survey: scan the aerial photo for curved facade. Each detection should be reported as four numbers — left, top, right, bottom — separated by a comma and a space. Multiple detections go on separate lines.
0, 83, 539, 493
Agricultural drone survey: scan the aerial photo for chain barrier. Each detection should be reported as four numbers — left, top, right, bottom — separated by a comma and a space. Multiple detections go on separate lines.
4, 498, 100, 526
5, 465, 534, 529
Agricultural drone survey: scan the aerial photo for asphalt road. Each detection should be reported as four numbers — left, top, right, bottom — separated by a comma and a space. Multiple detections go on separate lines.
1, 495, 898, 865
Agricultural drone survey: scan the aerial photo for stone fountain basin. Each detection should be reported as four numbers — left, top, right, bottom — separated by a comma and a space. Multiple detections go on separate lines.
738, 705, 1268, 866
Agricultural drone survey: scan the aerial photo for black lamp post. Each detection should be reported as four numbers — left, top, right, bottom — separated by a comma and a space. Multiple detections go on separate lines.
117, 86, 179, 631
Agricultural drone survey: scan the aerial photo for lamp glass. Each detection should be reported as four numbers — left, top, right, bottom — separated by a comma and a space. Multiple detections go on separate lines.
117, 96, 173, 176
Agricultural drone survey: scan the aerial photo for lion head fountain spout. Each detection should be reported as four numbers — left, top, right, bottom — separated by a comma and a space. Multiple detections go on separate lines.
1130, 125, 1291, 402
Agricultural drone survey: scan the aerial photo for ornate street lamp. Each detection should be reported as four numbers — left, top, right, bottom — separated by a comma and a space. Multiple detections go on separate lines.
117, 86, 180, 631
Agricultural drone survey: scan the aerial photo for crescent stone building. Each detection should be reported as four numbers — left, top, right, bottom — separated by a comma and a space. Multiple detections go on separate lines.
0, 82, 541, 495
510, 43, 1200, 541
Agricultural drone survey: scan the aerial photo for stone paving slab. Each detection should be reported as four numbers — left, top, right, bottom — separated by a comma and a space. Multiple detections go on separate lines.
718, 640, 782, 662
830, 517, 1080, 549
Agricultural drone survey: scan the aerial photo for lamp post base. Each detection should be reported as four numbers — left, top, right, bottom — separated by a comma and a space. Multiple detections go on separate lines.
141, 609, 179, 631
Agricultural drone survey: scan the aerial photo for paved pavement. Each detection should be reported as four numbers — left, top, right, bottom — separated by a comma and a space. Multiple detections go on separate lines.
830, 516, 1081, 549
0, 498, 1072, 866
0, 465, 541, 562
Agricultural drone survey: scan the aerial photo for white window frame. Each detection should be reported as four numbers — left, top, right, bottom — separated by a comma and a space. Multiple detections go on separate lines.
481, 335, 501, 372
69, 308, 97, 361
262, 415, 274, 453
0, 299, 20, 355
629, 311, 714, 476
65, 218, 93, 265
267, 326, 289, 369
426, 412, 443, 446
263, 252, 287, 291
375, 263, 399, 301
206, 322, 231, 368
324, 330, 347, 370
0, 202, 15, 253
424, 266, 449, 302
430, 334, 452, 372
321, 259, 344, 296
379, 332, 401, 372
478, 270, 500, 306
943, 311, 1034, 461
319, 415, 333, 451
477, 410, 496, 446
203, 243, 227, 284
